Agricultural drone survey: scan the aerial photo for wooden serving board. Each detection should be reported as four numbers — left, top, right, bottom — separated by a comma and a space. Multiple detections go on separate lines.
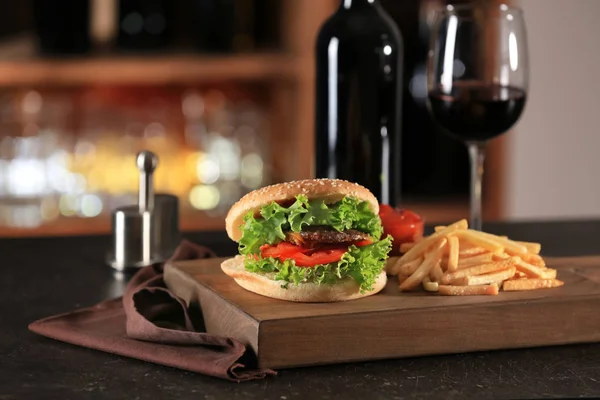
164, 256, 600, 369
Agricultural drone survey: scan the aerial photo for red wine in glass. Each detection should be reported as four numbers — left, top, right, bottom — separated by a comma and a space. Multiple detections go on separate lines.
426, 3, 529, 231
428, 82, 527, 141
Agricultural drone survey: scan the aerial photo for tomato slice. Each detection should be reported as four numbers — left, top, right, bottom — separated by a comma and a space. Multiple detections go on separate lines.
291, 248, 347, 267
260, 242, 299, 258
259, 238, 371, 268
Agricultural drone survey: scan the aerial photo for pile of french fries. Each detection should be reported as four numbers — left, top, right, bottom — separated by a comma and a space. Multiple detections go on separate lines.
386, 219, 564, 296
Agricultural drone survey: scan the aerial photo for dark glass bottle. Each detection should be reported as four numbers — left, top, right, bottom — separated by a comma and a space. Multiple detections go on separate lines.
33, 0, 91, 55
117, 0, 174, 51
315, 0, 403, 206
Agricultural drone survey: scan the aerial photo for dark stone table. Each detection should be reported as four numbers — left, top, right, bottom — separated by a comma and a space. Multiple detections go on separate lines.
3, 220, 600, 399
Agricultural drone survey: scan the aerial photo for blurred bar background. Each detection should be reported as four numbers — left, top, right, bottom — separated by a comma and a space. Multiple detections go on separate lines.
0, 0, 509, 237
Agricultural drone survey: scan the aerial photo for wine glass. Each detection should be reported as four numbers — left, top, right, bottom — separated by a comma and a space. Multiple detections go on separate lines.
426, 3, 528, 231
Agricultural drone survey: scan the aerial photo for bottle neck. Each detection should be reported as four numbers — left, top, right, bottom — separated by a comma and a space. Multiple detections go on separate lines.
340, 0, 379, 10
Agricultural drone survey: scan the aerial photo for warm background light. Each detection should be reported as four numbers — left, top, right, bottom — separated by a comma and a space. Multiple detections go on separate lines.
0, 87, 269, 229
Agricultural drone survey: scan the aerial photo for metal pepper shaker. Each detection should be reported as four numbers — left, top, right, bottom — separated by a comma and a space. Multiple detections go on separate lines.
106, 151, 181, 271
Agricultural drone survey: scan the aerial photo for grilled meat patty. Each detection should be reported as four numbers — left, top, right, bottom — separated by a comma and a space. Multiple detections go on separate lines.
286, 226, 370, 247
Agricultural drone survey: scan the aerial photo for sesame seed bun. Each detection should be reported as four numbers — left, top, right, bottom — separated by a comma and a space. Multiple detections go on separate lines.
221, 255, 387, 302
225, 179, 379, 242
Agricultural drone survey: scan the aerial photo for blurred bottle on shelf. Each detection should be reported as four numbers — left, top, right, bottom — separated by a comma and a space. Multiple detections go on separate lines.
90, 0, 118, 51
231, 0, 255, 52
31, 0, 280, 55
189, 0, 236, 53
117, 0, 175, 51
252, 0, 282, 51
32, 0, 91, 55
187, 0, 256, 53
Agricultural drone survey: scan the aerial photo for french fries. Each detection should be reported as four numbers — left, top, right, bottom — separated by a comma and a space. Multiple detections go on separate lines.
399, 242, 416, 253
453, 230, 504, 254
441, 257, 518, 285
385, 256, 400, 274
397, 274, 409, 285
422, 276, 439, 292
387, 256, 419, 275
513, 258, 549, 278
429, 260, 444, 283
516, 241, 541, 255
399, 238, 447, 291
447, 236, 459, 272
391, 220, 562, 296
508, 251, 545, 267
395, 258, 423, 276
397, 220, 467, 264
474, 230, 529, 254
459, 246, 488, 258
438, 283, 499, 296
457, 253, 493, 268
453, 267, 516, 286
503, 279, 564, 291
540, 269, 557, 279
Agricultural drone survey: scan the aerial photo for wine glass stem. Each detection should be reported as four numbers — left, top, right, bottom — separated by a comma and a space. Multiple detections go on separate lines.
467, 141, 486, 231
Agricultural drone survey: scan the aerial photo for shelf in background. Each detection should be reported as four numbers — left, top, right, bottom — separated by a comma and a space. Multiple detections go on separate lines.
0, 35, 298, 86
0, 213, 226, 238
0, 53, 298, 86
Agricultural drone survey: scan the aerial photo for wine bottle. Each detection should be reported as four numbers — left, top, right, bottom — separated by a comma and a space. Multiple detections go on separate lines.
314, 0, 403, 206
116, 0, 174, 51
33, 0, 91, 55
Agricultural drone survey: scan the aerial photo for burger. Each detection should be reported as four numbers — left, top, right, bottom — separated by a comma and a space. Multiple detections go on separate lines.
222, 178, 393, 302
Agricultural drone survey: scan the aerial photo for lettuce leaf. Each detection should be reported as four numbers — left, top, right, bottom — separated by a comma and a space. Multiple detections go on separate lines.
239, 195, 383, 255
244, 236, 392, 293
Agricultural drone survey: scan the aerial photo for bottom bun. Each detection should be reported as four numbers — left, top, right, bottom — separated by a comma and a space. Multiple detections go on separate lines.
221, 255, 387, 302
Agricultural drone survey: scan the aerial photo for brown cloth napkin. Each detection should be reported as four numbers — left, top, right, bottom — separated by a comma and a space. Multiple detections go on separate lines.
28, 240, 276, 382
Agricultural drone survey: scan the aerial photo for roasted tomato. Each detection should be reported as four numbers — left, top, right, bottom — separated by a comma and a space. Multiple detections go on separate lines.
379, 205, 424, 255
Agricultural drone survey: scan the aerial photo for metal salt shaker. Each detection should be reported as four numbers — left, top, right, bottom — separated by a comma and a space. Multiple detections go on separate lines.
106, 151, 181, 271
